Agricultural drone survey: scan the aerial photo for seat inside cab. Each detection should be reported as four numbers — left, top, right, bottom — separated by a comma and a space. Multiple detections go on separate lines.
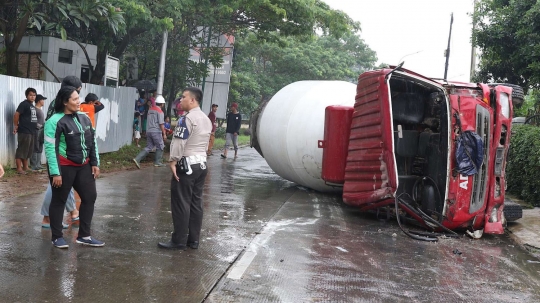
389, 75, 449, 220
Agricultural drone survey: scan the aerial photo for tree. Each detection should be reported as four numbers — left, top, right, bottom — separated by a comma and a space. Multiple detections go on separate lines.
228, 31, 377, 115
472, 0, 540, 91
121, 0, 362, 115
0, 0, 125, 77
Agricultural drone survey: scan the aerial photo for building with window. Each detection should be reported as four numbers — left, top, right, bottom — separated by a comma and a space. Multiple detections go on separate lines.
0, 36, 97, 83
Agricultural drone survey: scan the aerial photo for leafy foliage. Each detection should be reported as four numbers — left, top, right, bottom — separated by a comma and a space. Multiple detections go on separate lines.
0, 0, 368, 112
472, 0, 540, 91
514, 89, 540, 117
214, 127, 226, 139
121, 0, 363, 113
0, 0, 126, 76
506, 125, 540, 206
228, 31, 377, 115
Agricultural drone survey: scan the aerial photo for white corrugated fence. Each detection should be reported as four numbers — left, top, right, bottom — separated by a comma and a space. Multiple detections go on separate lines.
0, 75, 137, 167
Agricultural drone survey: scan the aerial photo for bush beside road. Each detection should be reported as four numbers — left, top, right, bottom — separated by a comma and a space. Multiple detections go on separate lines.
507, 125, 540, 207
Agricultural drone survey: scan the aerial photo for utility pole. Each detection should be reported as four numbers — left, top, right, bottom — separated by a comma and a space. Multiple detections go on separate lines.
201, 26, 212, 106
157, 30, 168, 97
444, 13, 454, 80
470, 0, 478, 81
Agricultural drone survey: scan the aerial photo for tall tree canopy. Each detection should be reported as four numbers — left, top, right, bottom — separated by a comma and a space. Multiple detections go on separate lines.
228, 31, 377, 115
472, 0, 540, 91
121, 0, 362, 114
0, 0, 125, 77
0, 0, 359, 81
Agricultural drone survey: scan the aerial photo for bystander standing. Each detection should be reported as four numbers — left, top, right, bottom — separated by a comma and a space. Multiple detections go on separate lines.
158, 87, 211, 250
221, 103, 241, 159
13, 87, 38, 174
79, 93, 105, 127
207, 104, 218, 156
30, 94, 46, 171
45, 86, 103, 248
133, 112, 141, 147
40, 77, 82, 229
133, 96, 167, 168
164, 116, 173, 137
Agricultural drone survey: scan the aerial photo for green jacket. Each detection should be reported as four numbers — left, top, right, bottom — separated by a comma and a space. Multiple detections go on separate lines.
44, 112, 99, 176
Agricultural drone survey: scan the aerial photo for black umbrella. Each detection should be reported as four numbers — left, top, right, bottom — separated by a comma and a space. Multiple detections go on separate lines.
131, 79, 156, 93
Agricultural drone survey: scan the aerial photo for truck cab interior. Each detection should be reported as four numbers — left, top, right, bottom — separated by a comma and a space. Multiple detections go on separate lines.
389, 74, 449, 222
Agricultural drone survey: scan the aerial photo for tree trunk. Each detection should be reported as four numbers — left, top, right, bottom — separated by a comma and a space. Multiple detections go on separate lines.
5, 44, 19, 76
75, 41, 93, 82
90, 49, 107, 84
167, 75, 177, 117
4, 11, 31, 76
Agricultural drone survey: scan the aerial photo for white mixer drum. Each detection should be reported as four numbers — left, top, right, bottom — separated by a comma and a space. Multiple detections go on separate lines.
257, 81, 356, 192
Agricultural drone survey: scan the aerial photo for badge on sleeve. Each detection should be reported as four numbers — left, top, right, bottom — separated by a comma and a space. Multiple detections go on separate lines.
174, 116, 190, 139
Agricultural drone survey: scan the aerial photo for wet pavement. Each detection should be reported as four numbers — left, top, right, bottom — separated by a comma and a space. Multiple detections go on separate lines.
508, 208, 540, 251
1, 148, 540, 302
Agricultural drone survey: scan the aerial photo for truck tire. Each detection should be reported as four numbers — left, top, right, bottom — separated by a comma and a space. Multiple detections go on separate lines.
525, 114, 540, 126
489, 83, 524, 108
504, 200, 523, 222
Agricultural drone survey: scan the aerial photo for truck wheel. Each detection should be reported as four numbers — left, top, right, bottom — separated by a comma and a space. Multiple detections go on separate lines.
525, 114, 540, 126
489, 83, 525, 108
504, 201, 523, 222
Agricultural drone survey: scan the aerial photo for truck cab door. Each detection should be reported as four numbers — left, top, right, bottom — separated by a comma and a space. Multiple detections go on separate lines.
484, 85, 513, 234
343, 70, 398, 209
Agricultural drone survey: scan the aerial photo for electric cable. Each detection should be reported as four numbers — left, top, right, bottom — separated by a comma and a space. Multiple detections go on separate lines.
395, 190, 459, 242
395, 193, 439, 242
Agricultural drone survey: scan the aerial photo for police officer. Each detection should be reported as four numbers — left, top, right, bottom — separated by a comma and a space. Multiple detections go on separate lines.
158, 87, 212, 250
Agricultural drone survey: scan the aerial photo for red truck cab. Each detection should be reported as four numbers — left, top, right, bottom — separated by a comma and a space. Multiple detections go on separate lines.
322, 67, 514, 236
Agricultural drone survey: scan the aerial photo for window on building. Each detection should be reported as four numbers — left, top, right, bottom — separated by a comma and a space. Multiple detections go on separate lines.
58, 49, 73, 64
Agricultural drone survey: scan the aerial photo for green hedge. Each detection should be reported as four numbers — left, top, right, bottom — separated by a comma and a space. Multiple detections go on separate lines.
215, 127, 226, 138
507, 125, 540, 206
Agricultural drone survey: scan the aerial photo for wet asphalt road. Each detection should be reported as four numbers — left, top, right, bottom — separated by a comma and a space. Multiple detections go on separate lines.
0, 148, 540, 303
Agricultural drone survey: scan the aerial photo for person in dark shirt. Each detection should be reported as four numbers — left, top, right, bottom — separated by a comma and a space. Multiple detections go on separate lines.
221, 102, 241, 159
45, 76, 82, 121
31, 94, 47, 170
13, 87, 38, 174
142, 99, 152, 136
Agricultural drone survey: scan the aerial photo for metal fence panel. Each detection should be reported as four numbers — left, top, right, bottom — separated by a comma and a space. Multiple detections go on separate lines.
0, 75, 137, 167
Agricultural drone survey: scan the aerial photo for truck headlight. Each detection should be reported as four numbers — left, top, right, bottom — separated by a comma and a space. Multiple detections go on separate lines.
489, 206, 499, 223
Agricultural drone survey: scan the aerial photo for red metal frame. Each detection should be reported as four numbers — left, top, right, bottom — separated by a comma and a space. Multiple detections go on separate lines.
342, 70, 397, 207
336, 68, 514, 234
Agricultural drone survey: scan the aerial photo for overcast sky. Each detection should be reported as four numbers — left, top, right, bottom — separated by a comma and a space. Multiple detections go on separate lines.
323, 0, 475, 82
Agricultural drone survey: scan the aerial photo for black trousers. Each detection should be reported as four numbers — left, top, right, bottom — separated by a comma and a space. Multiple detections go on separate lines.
170, 164, 208, 244
50, 164, 97, 240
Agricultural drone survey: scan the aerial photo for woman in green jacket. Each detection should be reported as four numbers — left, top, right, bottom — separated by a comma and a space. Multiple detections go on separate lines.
44, 86, 103, 249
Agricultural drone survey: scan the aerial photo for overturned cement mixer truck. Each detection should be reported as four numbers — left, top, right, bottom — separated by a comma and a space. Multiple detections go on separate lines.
250, 64, 523, 240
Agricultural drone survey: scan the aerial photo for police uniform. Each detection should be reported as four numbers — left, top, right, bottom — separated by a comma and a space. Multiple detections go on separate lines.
169, 107, 212, 246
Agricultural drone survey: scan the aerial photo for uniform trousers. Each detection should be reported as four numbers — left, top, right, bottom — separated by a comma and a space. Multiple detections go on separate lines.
50, 163, 96, 240
170, 164, 208, 244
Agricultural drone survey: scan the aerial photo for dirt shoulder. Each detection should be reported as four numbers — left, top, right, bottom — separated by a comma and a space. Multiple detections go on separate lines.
0, 143, 169, 201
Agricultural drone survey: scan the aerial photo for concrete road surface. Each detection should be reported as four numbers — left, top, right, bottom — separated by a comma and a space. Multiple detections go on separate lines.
0, 148, 539, 302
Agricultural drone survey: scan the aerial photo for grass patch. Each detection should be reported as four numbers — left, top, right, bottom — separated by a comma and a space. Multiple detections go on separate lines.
2, 165, 18, 178
213, 135, 250, 151
99, 138, 148, 172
